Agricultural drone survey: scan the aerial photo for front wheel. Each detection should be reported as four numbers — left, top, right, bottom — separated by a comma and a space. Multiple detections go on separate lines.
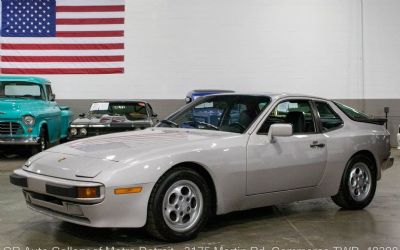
332, 155, 377, 210
146, 167, 212, 242
31, 128, 48, 155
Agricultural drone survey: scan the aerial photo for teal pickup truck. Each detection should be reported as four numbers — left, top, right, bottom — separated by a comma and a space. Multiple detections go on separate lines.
0, 76, 73, 154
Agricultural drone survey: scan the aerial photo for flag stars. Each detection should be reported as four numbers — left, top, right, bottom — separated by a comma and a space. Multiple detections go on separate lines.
3, 0, 56, 37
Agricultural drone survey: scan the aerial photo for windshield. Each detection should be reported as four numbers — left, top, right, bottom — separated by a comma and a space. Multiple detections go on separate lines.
89, 102, 149, 121
0, 81, 45, 100
159, 95, 271, 133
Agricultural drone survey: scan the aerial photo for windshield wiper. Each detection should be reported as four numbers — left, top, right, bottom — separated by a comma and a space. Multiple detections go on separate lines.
159, 119, 179, 128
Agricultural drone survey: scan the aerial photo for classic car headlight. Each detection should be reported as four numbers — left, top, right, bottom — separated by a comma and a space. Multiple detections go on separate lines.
23, 115, 35, 126
70, 128, 78, 136
79, 128, 88, 136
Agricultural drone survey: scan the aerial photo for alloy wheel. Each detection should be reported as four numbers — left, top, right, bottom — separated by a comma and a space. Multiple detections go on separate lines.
162, 180, 203, 232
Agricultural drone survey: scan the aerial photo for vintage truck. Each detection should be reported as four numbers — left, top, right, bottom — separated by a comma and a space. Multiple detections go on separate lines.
0, 76, 73, 154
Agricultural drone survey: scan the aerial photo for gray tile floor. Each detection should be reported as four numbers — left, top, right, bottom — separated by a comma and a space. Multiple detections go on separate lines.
1, 150, 399, 249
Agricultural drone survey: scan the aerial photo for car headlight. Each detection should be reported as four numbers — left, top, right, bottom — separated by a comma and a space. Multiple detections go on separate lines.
79, 128, 87, 136
23, 115, 35, 126
70, 128, 78, 136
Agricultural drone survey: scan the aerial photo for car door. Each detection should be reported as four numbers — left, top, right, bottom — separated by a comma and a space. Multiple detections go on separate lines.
246, 99, 327, 195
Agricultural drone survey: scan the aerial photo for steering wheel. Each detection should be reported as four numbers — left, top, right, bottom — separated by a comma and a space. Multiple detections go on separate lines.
229, 122, 246, 132
197, 121, 219, 130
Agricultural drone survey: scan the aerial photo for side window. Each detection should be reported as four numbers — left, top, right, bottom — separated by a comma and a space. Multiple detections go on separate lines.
258, 100, 316, 134
315, 101, 343, 131
45, 85, 53, 101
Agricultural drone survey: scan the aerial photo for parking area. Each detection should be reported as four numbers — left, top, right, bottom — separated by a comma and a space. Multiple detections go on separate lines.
0, 150, 399, 249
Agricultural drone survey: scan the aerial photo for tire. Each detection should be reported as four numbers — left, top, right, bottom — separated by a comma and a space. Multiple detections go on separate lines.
332, 154, 377, 210
146, 167, 212, 242
31, 128, 49, 155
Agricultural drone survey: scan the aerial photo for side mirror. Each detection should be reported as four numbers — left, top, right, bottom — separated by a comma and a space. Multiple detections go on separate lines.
50, 93, 56, 101
152, 113, 158, 117
79, 113, 86, 118
268, 124, 293, 143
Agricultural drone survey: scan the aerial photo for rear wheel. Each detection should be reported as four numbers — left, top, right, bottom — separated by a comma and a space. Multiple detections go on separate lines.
146, 167, 212, 242
332, 155, 377, 209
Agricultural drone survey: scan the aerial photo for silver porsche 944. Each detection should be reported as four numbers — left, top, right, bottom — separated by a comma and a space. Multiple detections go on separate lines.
10, 93, 394, 242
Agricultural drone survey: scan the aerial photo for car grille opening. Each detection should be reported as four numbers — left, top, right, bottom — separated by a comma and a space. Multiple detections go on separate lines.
28, 191, 64, 206
0, 122, 23, 135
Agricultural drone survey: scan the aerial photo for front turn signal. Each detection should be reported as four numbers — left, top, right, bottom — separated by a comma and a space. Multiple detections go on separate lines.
114, 186, 142, 195
77, 187, 100, 198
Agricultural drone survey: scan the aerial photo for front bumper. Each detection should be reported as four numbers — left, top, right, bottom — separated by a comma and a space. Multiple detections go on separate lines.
0, 137, 39, 145
10, 169, 153, 228
382, 157, 395, 171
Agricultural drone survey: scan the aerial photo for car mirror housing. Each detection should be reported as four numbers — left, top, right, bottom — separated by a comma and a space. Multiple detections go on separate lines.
50, 93, 56, 101
268, 124, 293, 143
152, 113, 158, 117
79, 113, 86, 118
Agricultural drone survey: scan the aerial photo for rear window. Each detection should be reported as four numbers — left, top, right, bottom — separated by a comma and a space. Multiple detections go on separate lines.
333, 102, 386, 125
334, 102, 371, 120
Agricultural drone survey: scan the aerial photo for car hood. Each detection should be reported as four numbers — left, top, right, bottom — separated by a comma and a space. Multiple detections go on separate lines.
0, 98, 48, 114
26, 128, 236, 179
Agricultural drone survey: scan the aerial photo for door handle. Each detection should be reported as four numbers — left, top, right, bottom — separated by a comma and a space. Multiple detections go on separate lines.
310, 141, 325, 148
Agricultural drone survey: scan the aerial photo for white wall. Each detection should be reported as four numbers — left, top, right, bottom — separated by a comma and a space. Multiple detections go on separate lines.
22, 0, 366, 99
364, 0, 400, 99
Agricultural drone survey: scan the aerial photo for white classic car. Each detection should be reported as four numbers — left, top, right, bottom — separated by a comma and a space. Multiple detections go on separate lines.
10, 93, 394, 242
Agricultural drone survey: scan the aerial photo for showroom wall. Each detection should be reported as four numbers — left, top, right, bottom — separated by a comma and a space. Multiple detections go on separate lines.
47, 0, 365, 99
4, 0, 400, 144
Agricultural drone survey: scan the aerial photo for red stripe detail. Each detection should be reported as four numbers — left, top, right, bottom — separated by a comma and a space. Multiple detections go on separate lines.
2, 56, 124, 62
56, 31, 124, 37
2, 68, 125, 74
1, 43, 124, 50
56, 18, 124, 25
56, 5, 125, 12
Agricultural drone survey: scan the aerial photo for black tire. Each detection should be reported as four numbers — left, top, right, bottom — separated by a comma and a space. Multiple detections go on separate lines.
332, 154, 377, 210
31, 128, 49, 155
146, 167, 212, 242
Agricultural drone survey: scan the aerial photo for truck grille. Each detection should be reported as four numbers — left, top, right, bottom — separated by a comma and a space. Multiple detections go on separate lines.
0, 122, 23, 135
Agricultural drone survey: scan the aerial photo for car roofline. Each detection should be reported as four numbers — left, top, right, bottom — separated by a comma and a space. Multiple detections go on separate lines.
0, 76, 50, 85
203, 92, 332, 102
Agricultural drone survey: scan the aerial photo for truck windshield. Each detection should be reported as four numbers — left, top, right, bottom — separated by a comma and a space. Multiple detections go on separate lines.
158, 95, 271, 134
0, 81, 45, 100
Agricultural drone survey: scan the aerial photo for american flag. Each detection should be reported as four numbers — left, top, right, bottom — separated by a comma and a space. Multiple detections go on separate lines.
0, 0, 125, 74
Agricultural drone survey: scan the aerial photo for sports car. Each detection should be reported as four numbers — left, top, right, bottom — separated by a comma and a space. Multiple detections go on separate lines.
10, 93, 394, 242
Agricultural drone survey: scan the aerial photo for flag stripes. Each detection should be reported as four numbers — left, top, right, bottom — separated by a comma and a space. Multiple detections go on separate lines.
0, 0, 125, 75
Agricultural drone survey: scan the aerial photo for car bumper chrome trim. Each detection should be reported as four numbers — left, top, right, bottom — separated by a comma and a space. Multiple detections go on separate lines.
0, 137, 39, 145
382, 157, 394, 171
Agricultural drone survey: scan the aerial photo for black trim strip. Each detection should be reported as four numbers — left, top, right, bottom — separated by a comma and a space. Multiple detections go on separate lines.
46, 183, 77, 198
9, 173, 28, 188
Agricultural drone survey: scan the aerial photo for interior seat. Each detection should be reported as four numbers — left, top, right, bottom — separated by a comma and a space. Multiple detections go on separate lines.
285, 111, 305, 133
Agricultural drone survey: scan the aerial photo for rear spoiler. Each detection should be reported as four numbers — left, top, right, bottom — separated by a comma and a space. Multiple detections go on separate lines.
355, 118, 387, 125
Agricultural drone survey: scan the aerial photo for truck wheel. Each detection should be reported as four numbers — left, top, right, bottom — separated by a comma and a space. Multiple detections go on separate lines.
31, 128, 49, 155
331, 154, 377, 210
